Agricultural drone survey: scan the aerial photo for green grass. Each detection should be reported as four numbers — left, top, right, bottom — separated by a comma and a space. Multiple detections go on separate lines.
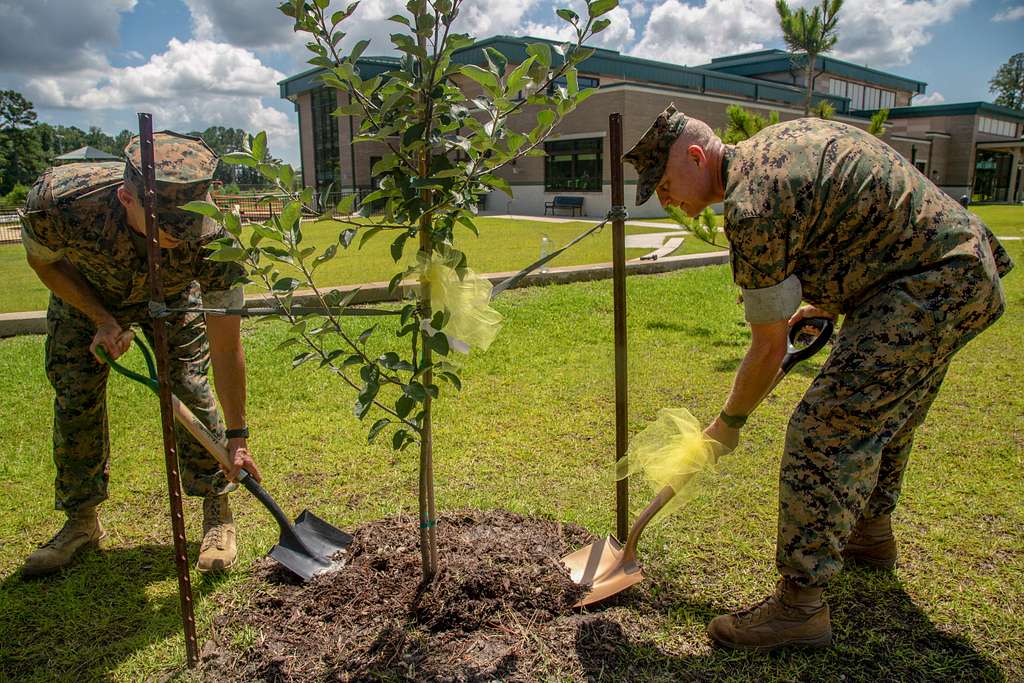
0, 239, 1020, 681
0, 217, 720, 314
971, 204, 1024, 238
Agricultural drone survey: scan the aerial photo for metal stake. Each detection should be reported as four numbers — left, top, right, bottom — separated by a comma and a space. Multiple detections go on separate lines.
138, 113, 200, 667
609, 113, 629, 542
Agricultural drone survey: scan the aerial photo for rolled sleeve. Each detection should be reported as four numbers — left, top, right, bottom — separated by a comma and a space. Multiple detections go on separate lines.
202, 286, 244, 313
728, 215, 792, 290
21, 230, 65, 264
741, 274, 802, 324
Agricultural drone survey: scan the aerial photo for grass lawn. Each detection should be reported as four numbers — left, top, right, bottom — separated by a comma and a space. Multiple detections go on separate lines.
0, 236, 1020, 680
0, 216, 720, 314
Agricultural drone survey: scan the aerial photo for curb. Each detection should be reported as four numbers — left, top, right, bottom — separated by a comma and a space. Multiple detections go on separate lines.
0, 251, 729, 339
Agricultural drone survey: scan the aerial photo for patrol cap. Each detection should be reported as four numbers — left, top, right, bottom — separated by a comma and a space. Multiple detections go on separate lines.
123, 130, 220, 242
622, 103, 689, 205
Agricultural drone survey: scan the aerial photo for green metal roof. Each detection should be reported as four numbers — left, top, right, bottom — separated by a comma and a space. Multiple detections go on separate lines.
701, 49, 927, 95
854, 101, 1024, 121
278, 57, 402, 99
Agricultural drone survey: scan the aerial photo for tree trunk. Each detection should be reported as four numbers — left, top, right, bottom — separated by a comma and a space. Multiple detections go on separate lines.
804, 57, 814, 116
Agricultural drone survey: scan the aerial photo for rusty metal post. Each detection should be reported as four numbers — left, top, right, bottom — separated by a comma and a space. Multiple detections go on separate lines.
138, 113, 200, 667
609, 113, 629, 542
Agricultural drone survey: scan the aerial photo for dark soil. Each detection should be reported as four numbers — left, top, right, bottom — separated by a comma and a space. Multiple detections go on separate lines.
200, 509, 635, 682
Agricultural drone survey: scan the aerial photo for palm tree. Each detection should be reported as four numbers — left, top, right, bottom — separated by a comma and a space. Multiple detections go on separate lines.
776, 0, 843, 116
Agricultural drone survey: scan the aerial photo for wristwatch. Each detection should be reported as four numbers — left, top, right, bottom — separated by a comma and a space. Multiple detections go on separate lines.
225, 426, 249, 439
718, 411, 747, 429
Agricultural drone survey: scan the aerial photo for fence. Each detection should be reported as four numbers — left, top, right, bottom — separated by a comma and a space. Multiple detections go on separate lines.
0, 209, 23, 245
211, 188, 385, 223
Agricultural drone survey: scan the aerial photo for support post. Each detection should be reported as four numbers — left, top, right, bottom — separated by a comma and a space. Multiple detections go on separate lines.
138, 113, 199, 667
609, 113, 629, 542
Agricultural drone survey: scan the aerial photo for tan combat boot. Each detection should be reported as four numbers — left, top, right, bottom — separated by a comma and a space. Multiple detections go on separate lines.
707, 578, 831, 651
843, 514, 897, 570
22, 507, 107, 578
197, 493, 236, 573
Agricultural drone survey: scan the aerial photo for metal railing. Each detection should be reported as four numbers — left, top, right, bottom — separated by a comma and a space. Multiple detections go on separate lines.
0, 210, 22, 245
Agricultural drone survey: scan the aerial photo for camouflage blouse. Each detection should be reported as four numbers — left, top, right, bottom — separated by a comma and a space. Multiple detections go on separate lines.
723, 118, 1013, 315
20, 162, 243, 311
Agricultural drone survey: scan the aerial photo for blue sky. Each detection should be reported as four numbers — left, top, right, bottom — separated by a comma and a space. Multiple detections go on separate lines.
0, 0, 1021, 166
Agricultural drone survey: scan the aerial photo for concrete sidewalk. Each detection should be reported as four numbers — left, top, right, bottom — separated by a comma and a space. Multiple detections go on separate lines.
0, 250, 731, 338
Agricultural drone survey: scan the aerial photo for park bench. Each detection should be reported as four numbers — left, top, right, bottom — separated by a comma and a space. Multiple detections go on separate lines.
544, 196, 584, 217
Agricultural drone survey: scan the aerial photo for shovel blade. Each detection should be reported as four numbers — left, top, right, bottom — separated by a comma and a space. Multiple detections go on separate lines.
561, 535, 645, 607
269, 510, 353, 582
561, 535, 624, 585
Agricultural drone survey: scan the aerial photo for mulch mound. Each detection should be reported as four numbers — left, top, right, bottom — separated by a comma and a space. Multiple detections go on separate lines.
200, 509, 643, 681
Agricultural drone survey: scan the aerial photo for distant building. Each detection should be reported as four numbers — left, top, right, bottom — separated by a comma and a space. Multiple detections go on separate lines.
279, 38, 1024, 218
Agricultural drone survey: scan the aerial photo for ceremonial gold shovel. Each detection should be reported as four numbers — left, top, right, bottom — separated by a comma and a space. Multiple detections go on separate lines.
562, 317, 834, 608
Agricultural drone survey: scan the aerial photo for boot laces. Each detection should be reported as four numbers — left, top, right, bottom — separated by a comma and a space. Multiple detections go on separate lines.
735, 593, 781, 626
43, 519, 88, 548
202, 524, 225, 550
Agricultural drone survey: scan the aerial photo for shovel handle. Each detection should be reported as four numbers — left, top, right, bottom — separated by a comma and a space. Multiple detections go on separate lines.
619, 317, 835, 562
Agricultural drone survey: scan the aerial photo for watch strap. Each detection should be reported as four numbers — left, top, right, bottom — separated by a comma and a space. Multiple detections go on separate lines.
225, 426, 249, 439
718, 411, 747, 429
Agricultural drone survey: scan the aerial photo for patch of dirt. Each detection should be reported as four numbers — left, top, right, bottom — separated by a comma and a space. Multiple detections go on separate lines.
200, 509, 629, 681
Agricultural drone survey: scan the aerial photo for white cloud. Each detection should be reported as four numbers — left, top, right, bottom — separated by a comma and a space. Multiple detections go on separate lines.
912, 90, 946, 105
524, 4, 637, 51
832, 0, 971, 67
0, 0, 136, 74
992, 5, 1024, 21
22, 39, 298, 164
629, 0, 779, 66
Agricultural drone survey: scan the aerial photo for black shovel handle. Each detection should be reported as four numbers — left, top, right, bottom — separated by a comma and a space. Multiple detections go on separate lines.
780, 316, 834, 375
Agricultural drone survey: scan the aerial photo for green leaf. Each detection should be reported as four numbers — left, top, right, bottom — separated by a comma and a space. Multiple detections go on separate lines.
456, 215, 479, 236
388, 270, 406, 293
460, 64, 499, 91
292, 351, 314, 368
180, 201, 223, 221
430, 332, 450, 356
405, 382, 427, 402
556, 8, 579, 23
336, 193, 358, 215
359, 226, 383, 248
353, 381, 378, 419
221, 152, 256, 167
252, 131, 267, 162
536, 109, 556, 129
280, 201, 301, 231
438, 371, 462, 391
481, 173, 512, 197
313, 243, 337, 269
340, 228, 357, 248
390, 232, 409, 262
388, 13, 410, 25
395, 394, 415, 418
526, 42, 552, 68
223, 210, 242, 236
349, 38, 370, 62
367, 418, 390, 443
206, 246, 245, 262
591, 17, 611, 33
588, 0, 618, 17
272, 277, 300, 292
392, 429, 410, 450
358, 324, 377, 345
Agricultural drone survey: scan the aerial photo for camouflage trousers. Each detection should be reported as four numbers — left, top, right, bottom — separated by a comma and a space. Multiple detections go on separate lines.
777, 254, 1006, 587
45, 285, 228, 513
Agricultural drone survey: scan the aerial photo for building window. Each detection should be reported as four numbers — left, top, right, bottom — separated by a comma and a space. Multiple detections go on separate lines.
978, 116, 1017, 137
311, 87, 341, 194
829, 77, 894, 110
547, 74, 600, 95
544, 138, 603, 192
914, 160, 927, 174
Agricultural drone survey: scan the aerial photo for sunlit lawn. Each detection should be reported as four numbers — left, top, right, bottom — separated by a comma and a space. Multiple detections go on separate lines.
0, 216, 719, 314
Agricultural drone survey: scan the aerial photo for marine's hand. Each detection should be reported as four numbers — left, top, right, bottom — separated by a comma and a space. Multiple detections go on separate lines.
788, 304, 835, 327
224, 439, 261, 483
90, 321, 134, 362
704, 417, 740, 458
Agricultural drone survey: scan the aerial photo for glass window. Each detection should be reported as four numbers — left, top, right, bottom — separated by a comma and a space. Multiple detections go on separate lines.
880, 90, 895, 109
311, 87, 341, 195
548, 75, 600, 95
864, 87, 880, 110
829, 78, 847, 97
544, 138, 603, 192
847, 83, 864, 110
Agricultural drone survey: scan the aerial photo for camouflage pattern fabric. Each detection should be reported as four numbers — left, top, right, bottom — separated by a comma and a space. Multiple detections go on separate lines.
46, 287, 230, 512
21, 167, 241, 308
720, 118, 1012, 587
622, 102, 689, 205
724, 118, 1013, 312
123, 130, 220, 242
21, 160, 244, 514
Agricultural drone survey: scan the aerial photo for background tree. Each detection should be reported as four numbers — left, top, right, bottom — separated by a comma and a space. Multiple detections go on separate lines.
868, 107, 889, 136
0, 91, 37, 130
718, 104, 779, 144
192, 0, 618, 581
989, 52, 1024, 110
776, 0, 843, 116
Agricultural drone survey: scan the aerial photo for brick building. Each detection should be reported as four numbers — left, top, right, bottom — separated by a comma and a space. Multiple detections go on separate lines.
279, 37, 1024, 218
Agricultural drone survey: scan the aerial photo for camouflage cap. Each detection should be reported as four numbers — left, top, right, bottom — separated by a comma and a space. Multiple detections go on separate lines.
622, 103, 689, 205
124, 130, 220, 242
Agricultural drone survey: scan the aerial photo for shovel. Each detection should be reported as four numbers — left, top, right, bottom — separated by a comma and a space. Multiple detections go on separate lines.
562, 316, 835, 607
100, 337, 352, 581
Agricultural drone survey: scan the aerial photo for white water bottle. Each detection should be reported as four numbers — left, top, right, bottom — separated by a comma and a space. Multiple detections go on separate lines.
540, 234, 553, 273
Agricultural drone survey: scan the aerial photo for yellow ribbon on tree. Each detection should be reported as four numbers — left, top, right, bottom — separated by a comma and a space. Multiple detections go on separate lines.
416, 251, 503, 354
615, 408, 719, 520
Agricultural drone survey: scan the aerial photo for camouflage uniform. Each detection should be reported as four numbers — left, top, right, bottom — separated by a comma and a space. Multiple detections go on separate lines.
20, 134, 244, 513
722, 119, 1013, 587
